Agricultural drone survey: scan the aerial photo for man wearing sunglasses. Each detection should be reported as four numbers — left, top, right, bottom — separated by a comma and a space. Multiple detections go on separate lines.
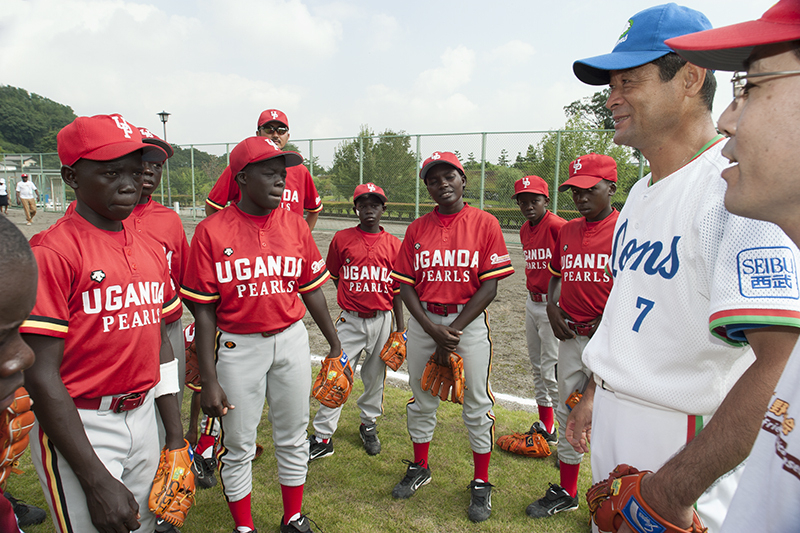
204, 109, 323, 230
667, 2, 800, 531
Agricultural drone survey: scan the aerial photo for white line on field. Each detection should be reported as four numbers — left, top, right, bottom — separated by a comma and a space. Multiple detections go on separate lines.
311, 354, 537, 409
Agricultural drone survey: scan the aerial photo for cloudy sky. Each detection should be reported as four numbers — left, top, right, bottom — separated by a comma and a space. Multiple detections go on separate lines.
1, 0, 771, 163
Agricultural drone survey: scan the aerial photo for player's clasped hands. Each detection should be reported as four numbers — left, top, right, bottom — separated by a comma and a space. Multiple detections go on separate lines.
201, 379, 235, 417
427, 324, 462, 365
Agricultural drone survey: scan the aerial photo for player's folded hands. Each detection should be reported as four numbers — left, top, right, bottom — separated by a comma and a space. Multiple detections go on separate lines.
427, 324, 462, 355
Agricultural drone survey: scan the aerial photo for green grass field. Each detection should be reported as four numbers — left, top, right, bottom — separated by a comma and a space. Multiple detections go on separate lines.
11, 374, 593, 533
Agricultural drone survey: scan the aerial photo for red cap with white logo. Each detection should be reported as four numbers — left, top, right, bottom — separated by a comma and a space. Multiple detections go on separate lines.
558, 153, 618, 192
257, 109, 289, 129
513, 175, 549, 198
138, 127, 174, 160
57, 114, 164, 167
229, 136, 304, 177
419, 151, 465, 181
353, 182, 387, 204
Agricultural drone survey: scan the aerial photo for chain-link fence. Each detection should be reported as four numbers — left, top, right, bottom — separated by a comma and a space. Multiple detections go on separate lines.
1, 130, 646, 228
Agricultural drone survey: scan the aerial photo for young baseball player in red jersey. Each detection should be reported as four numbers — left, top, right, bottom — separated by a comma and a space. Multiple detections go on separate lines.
308, 182, 404, 460
526, 153, 618, 519
204, 109, 322, 229
181, 136, 340, 533
0, 217, 38, 533
498, 176, 566, 449
390, 151, 514, 523
19, 114, 186, 533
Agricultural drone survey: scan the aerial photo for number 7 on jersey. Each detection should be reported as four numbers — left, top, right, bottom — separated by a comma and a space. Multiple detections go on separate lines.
633, 297, 655, 332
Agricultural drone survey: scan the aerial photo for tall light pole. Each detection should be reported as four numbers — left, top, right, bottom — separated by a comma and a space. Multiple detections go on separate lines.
157, 111, 172, 206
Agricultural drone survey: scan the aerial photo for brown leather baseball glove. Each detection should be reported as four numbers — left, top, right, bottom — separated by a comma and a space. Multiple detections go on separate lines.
496, 425, 552, 457
379, 330, 407, 371
0, 387, 35, 490
148, 439, 196, 528
420, 352, 464, 404
312, 351, 354, 409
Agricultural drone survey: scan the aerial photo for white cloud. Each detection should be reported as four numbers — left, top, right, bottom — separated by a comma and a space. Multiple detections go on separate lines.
488, 40, 536, 69
414, 46, 475, 95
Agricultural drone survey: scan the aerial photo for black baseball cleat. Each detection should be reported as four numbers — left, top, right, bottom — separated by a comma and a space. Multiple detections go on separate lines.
392, 459, 431, 499
359, 423, 381, 455
526, 483, 579, 518
4, 492, 46, 527
531, 421, 558, 446
193, 453, 217, 489
467, 480, 493, 522
308, 435, 334, 461
155, 518, 181, 532
280, 514, 322, 532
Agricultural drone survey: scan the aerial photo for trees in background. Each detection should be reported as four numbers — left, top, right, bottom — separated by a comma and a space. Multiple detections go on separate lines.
0, 85, 76, 153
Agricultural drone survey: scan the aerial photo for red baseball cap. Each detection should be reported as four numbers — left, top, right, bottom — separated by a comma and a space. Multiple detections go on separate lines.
353, 182, 387, 204
257, 109, 289, 129
138, 127, 174, 160
666, 0, 800, 71
558, 153, 618, 192
57, 114, 164, 167
419, 151, 465, 181
230, 136, 303, 177
513, 175, 549, 199
20, 173, 28, 178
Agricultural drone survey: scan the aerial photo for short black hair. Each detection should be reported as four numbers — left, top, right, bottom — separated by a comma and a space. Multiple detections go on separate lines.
0, 216, 34, 269
652, 52, 716, 111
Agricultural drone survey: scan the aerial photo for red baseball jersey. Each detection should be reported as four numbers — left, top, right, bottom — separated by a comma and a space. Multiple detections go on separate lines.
521, 210, 567, 294
20, 211, 180, 399
548, 210, 619, 323
124, 197, 190, 324
181, 204, 330, 334
206, 164, 322, 216
392, 205, 514, 304
327, 226, 401, 314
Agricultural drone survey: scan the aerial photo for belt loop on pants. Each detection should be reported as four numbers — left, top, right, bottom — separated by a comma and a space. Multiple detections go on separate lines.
529, 292, 548, 303
345, 309, 378, 319
425, 302, 460, 316
73, 392, 146, 413
593, 374, 615, 393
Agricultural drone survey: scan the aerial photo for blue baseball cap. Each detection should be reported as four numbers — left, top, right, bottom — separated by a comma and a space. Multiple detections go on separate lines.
573, 3, 712, 86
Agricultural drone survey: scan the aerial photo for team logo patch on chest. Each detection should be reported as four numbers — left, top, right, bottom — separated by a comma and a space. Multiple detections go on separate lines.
414, 243, 421, 250
737, 247, 799, 299
90, 270, 106, 283
224, 247, 234, 257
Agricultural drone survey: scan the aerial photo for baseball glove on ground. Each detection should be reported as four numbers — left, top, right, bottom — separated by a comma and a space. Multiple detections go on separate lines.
380, 330, 407, 371
587, 464, 707, 533
496, 425, 551, 457
420, 352, 465, 404
0, 387, 35, 489
149, 439, 196, 528
312, 351, 353, 409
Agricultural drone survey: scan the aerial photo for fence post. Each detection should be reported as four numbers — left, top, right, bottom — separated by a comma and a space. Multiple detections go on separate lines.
226, 144, 230, 166
480, 132, 487, 210
191, 145, 196, 220
309, 140, 314, 178
359, 137, 364, 186
552, 130, 562, 216
638, 150, 645, 180
415, 135, 421, 219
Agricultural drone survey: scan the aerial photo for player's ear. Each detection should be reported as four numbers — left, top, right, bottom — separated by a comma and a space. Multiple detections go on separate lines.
544, 196, 551, 207
608, 182, 617, 196
681, 62, 706, 98
380, 204, 386, 213
61, 165, 78, 190
235, 171, 247, 188
352, 205, 358, 215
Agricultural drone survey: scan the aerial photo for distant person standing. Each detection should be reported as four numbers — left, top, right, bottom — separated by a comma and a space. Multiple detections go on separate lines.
0, 176, 8, 215
15, 174, 39, 225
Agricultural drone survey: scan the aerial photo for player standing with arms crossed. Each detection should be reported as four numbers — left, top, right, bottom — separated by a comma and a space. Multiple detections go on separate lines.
496, 176, 565, 452
566, 5, 800, 532
390, 152, 513, 523
308, 182, 404, 460
20, 114, 186, 533
526, 154, 618, 519
666, 2, 800, 530
204, 109, 322, 229
0, 217, 38, 533
181, 136, 340, 533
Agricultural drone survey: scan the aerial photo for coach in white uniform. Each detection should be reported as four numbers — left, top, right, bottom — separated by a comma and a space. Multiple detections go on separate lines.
667, 2, 800, 531
567, 4, 800, 532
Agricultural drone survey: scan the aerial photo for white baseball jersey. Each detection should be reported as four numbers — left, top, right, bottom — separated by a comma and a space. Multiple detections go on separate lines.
583, 141, 800, 416
719, 341, 800, 532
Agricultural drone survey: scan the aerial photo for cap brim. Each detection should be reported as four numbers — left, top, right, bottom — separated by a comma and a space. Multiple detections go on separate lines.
573, 50, 671, 85
420, 161, 461, 181
354, 192, 387, 204
81, 143, 163, 165
666, 20, 800, 71
250, 151, 304, 169
143, 138, 174, 159
558, 175, 604, 193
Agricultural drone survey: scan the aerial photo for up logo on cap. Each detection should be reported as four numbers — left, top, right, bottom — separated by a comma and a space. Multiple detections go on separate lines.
367, 184, 376, 192
271, 111, 279, 120
573, 159, 583, 173
522, 177, 530, 188
139, 128, 156, 138
431, 152, 441, 160
110, 115, 133, 139
264, 139, 280, 151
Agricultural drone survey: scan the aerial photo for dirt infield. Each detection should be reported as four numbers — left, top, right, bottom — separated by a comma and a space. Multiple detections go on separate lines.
11, 207, 538, 414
